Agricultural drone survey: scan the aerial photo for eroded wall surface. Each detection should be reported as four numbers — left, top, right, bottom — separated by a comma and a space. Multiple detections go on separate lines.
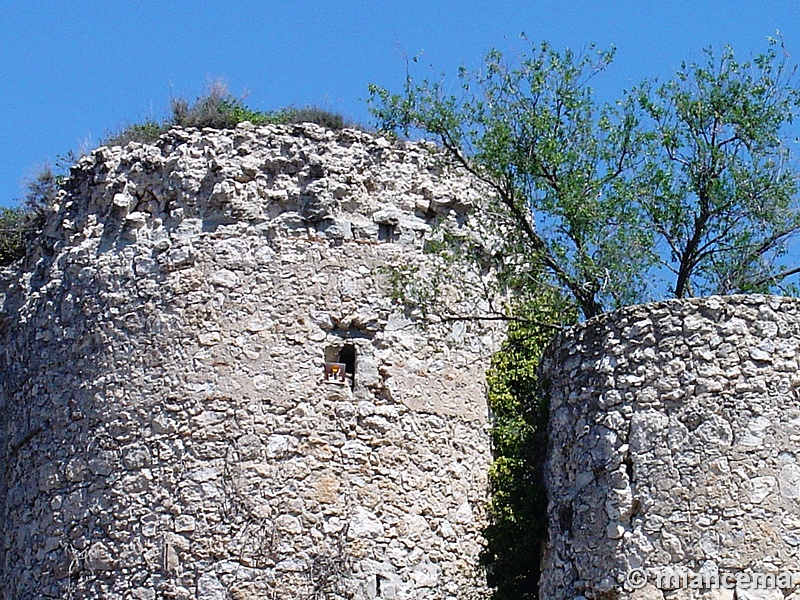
541, 295, 800, 600
0, 124, 499, 599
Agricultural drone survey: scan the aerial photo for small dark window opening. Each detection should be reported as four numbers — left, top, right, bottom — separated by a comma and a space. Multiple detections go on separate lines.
378, 223, 398, 242
338, 345, 356, 389
376, 574, 386, 595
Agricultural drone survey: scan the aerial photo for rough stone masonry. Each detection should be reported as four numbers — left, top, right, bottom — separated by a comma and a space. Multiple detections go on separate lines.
540, 295, 800, 600
0, 123, 502, 599
7, 121, 799, 600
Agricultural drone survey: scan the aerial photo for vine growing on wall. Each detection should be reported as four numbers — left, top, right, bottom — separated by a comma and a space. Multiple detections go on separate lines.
379, 191, 574, 598
480, 299, 575, 600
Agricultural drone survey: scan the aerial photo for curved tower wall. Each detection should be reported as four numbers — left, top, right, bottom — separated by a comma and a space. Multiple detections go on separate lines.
0, 124, 500, 599
540, 295, 800, 599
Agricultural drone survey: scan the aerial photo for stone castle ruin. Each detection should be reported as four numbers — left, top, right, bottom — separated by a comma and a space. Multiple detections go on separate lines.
541, 296, 800, 600
0, 123, 501, 599
4, 122, 800, 600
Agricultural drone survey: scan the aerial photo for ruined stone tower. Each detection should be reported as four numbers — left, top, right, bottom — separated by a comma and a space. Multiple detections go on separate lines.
0, 123, 500, 599
540, 296, 800, 600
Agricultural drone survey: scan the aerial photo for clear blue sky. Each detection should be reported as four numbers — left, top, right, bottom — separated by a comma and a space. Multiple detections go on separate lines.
2, 1, 798, 207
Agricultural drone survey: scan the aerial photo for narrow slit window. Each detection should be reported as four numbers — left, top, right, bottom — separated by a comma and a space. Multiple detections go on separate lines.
338, 345, 356, 389
378, 223, 398, 242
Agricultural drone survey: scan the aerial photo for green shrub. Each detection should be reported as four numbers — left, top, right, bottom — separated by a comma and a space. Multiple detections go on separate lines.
0, 206, 27, 266
104, 81, 358, 147
169, 80, 269, 128
481, 300, 576, 600
0, 166, 64, 266
282, 106, 346, 130
104, 120, 171, 146
23, 165, 64, 213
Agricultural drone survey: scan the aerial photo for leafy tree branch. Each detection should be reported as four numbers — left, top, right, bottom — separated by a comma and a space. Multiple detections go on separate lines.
370, 36, 800, 318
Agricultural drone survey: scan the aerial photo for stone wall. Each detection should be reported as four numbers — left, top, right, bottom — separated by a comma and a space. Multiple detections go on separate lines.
0, 124, 500, 599
540, 295, 800, 600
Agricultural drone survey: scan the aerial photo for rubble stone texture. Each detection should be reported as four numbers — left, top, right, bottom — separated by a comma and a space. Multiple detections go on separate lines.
540, 295, 800, 600
0, 123, 500, 599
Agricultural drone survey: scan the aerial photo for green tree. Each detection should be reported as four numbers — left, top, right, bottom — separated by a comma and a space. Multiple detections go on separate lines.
369, 37, 800, 318
370, 40, 652, 319
638, 41, 800, 297
370, 37, 800, 599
